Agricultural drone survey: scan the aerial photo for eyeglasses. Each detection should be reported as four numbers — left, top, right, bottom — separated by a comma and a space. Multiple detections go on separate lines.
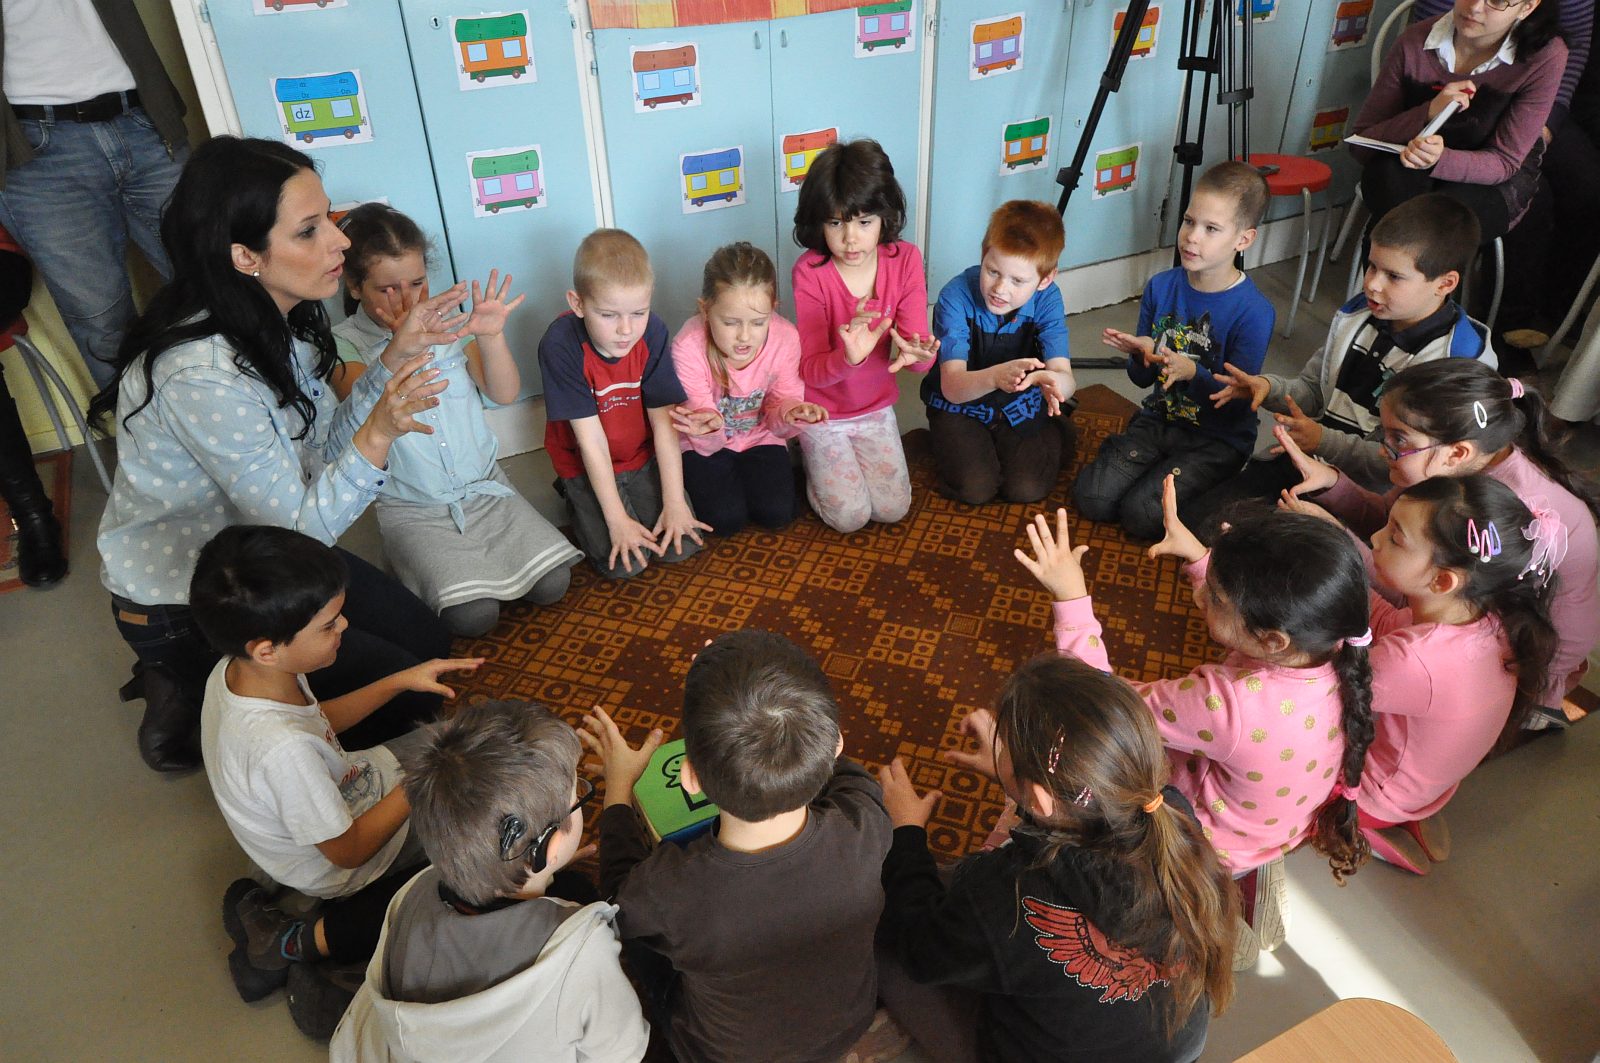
499, 777, 597, 872
1379, 438, 1446, 462
1480, 0, 1531, 11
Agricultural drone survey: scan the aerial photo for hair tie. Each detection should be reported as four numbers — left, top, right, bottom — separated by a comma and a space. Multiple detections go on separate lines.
1472, 400, 1489, 429
1331, 780, 1357, 801
1518, 501, 1569, 587
1466, 519, 1503, 563
1507, 378, 1525, 400
1346, 628, 1373, 648
1142, 793, 1165, 815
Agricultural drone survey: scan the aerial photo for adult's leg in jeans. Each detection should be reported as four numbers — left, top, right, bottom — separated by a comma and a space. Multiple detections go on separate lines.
1188, 455, 1301, 543
995, 419, 1063, 504
112, 110, 186, 279
927, 408, 1002, 505
681, 448, 749, 536
874, 944, 980, 1063
732, 444, 798, 528
1071, 416, 1167, 524
1117, 435, 1247, 542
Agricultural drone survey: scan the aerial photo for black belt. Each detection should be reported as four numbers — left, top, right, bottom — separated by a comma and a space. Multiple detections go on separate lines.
12, 89, 141, 124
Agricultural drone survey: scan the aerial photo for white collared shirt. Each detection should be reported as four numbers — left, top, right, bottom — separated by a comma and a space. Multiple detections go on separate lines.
1425, 11, 1519, 76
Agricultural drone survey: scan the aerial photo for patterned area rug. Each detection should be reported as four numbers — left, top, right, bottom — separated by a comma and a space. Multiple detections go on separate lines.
450, 384, 1217, 858
0, 450, 71, 595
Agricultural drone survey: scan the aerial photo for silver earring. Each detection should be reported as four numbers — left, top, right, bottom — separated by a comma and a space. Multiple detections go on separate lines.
251, 270, 260, 277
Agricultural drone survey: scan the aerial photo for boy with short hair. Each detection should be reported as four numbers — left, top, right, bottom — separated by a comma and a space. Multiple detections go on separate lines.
191, 525, 481, 1011
924, 199, 1077, 505
1191, 192, 1498, 527
1072, 161, 1276, 541
538, 228, 708, 580
331, 700, 650, 1062
583, 630, 893, 1063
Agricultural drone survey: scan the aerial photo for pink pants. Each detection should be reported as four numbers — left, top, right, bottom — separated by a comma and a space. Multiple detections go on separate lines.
797, 405, 912, 533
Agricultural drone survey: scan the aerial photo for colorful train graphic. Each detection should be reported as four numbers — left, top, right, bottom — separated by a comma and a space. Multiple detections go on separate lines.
972, 16, 1022, 75
1094, 145, 1139, 196
263, 0, 334, 9
782, 128, 838, 186
1113, 6, 1160, 58
1236, 0, 1275, 20
857, 1, 913, 52
1309, 106, 1350, 151
276, 72, 366, 143
1330, 0, 1372, 46
1002, 117, 1049, 169
455, 14, 532, 82
633, 45, 698, 108
471, 149, 543, 212
682, 147, 743, 207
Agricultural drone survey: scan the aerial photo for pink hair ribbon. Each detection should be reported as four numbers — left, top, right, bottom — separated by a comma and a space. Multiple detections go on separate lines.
1507, 378, 1526, 400
1346, 628, 1373, 648
1519, 502, 1569, 587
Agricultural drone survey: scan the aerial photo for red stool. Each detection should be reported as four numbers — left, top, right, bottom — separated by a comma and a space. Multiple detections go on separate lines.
1242, 153, 1334, 337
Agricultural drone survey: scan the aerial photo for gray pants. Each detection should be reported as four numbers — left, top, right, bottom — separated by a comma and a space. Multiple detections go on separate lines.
560, 457, 702, 580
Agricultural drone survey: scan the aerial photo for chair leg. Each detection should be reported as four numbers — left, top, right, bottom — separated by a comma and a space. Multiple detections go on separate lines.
13, 335, 113, 495
1538, 251, 1600, 367
1306, 194, 1334, 306
1281, 188, 1313, 338
1329, 189, 1364, 264
1486, 237, 1505, 336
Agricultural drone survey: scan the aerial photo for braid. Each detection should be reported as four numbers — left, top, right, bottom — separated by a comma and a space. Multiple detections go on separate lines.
1311, 642, 1375, 884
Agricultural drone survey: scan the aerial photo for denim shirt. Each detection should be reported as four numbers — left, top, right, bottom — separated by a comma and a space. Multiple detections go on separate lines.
97, 331, 392, 605
332, 311, 511, 531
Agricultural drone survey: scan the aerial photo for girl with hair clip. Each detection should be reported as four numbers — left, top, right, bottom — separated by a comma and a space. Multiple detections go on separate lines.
669, 241, 827, 536
1279, 358, 1598, 725
876, 653, 1237, 1063
1353, 473, 1560, 874
1018, 487, 1375, 967
329, 202, 580, 637
790, 139, 939, 533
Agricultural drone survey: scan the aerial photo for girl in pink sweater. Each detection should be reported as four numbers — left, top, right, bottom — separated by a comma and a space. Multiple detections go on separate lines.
670, 243, 827, 537
790, 139, 938, 533
1281, 358, 1598, 722
1017, 489, 1375, 965
1355, 474, 1558, 874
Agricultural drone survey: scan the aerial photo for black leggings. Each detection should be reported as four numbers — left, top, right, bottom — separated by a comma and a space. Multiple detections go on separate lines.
681, 444, 796, 536
1360, 154, 1512, 243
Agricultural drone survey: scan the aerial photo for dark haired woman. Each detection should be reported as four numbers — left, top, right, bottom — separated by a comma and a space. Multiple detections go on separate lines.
91, 136, 466, 771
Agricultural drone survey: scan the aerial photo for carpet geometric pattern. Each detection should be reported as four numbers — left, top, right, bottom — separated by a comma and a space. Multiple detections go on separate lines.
449, 385, 1219, 858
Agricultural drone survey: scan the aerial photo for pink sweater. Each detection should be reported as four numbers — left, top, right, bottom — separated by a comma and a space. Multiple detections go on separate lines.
1362, 592, 1514, 823
670, 314, 805, 456
1318, 447, 1598, 705
790, 242, 932, 421
1053, 557, 1348, 873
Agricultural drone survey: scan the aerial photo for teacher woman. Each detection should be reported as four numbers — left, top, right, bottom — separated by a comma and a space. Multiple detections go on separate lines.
91, 136, 466, 772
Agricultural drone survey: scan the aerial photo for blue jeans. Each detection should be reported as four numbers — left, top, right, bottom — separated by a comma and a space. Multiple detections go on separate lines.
0, 106, 186, 388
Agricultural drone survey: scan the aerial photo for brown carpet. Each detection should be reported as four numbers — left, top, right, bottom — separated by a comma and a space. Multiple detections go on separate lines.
0, 450, 71, 595
450, 384, 1216, 858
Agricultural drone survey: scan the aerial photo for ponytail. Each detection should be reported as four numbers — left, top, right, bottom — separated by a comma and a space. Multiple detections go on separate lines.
699, 241, 779, 402
1513, 389, 1600, 523
1311, 642, 1375, 883
1484, 583, 1558, 749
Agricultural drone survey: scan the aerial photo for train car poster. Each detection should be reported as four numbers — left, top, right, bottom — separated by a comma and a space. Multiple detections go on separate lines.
779, 127, 839, 193
679, 145, 746, 214
271, 70, 372, 149
854, 1, 916, 59
1112, 5, 1161, 63
1092, 142, 1140, 199
631, 42, 701, 112
970, 13, 1024, 79
256, 0, 348, 16
465, 145, 547, 217
998, 115, 1050, 176
452, 12, 537, 91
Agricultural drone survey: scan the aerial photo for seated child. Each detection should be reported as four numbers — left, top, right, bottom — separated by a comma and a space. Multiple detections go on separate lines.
875, 655, 1238, 1063
925, 200, 1076, 505
1072, 161, 1274, 541
538, 229, 709, 579
191, 525, 481, 1007
671, 242, 826, 536
582, 630, 893, 1063
330, 203, 580, 637
331, 700, 649, 1062
1190, 193, 1498, 531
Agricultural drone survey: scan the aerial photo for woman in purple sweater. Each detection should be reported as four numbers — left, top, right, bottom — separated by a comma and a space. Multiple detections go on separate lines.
1353, 0, 1567, 243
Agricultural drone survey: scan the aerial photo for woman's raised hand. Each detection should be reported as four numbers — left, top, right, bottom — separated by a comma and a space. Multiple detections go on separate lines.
1146, 474, 1207, 564
378, 282, 470, 370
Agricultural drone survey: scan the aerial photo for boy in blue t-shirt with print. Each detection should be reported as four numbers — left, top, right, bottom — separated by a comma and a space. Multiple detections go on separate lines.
1072, 161, 1275, 541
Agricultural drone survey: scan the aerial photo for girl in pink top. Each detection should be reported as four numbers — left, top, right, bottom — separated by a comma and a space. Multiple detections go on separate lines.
1016, 490, 1375, 964
670, 243, 827, 537
1357, 474, 1558, 874
1280, 359, 1598, 719
790, 139, 938, 533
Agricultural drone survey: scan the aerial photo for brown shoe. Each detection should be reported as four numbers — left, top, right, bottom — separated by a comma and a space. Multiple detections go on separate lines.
1412, 814, 1451, 863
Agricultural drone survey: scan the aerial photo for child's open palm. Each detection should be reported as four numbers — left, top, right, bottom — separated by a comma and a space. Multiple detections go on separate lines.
395, 657, 485, 699
1103, 328, 1157, 365
579, 705, 665, 806
1146, 474, 1207, 564
463, 269, 525, 339
670, 404, 724, 437
878, 757, 942, 829
376, 282, 470, 370
887, 328, 939, 374
941, 708, 1001, 782
1015, 507, 1089, 602
783, 401, 829, 426
840, 295, 893, 366
1275, 423, 1337, 497
1209, 361, 1270, 410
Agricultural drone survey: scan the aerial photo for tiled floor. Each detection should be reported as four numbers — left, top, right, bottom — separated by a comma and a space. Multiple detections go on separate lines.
3, 259, 1595, 1062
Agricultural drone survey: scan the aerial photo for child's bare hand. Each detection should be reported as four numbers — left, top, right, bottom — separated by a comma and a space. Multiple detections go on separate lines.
840, 296, 893, 366
463, 269, 524, 339
1147, 473, 1207, 564
670, 404, 724, 437
887, 329, 938, 373
1270, 396, 1324, 455
378, 282, 470, 370
783, 401, 829, 426
1276, 424, 1337, 497
1277, 489, 1341, 527
654, 500, 712, 557
395, 657, 485, 698
1159, 346, 1197, 384
1103, 329, 1157, 365
1015, 507, 1089, 602
1210, 361, 1269, 410
606, 515, 664, 575
941, 708, 1000, 781
578, 705, 665, 806
878, 757, 942, 829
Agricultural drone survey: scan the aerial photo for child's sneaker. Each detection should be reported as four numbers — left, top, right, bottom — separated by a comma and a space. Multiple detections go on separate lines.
287, 960, 364, 1041
222, 878, 304, 1001
1231, 916, 1261, 971
1249, 856, 1288, 953
1361, 825, 1430, 875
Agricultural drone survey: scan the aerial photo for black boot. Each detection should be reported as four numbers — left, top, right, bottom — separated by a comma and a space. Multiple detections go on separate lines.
136, 663, 203, 773
0, 365, 66, 587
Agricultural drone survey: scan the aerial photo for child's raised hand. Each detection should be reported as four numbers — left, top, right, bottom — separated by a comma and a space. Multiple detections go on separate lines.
1103, 328, 1157, 365
1270, 396, 1324, 455
994, 357, 1046, 393
1147, 473, 1207, 564
941, 707, 1001, 782
887, 329, 939, 374
578, 705, 665, 806
463, 269, 525, 339
839, 295, 893, 366
783, 401, 829, 426
1275, 423, 1337, 497
1014, 507, 1089, 602
1158, 345, 1196, 385
1027, 371, 1065, 417
395, 657, 485, 698
877, 757, 942, 829
654, 500, 713, 558
1277, 489, 1341, 527
606, 514, 665, 575
670, 404, 725, 437
1209, 361, 1270, 410
379, 282, 471, 370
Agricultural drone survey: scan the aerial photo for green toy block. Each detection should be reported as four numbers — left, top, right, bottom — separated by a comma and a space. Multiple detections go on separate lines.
633, 738, 719, 844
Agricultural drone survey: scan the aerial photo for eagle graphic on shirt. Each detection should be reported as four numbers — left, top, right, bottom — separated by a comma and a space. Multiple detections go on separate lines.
1143, 311, 1215, 426
1021, 895, 1171, 1003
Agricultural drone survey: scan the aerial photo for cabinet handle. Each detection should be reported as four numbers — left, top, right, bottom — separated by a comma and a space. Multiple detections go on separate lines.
754, 30, 762, 49
780, 29, 788, 47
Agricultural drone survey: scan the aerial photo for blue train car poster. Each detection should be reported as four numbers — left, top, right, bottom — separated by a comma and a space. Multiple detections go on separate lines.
969, 13, 1023, 80
631, 43, 701, 112
854, 1, 916, 59
271, 70, 372, 149
1235, 0, 1277, 23
679, 145, 745, 213
465, 144, 547, 217
452, 11, 537, 91
255, 0, 348, 16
